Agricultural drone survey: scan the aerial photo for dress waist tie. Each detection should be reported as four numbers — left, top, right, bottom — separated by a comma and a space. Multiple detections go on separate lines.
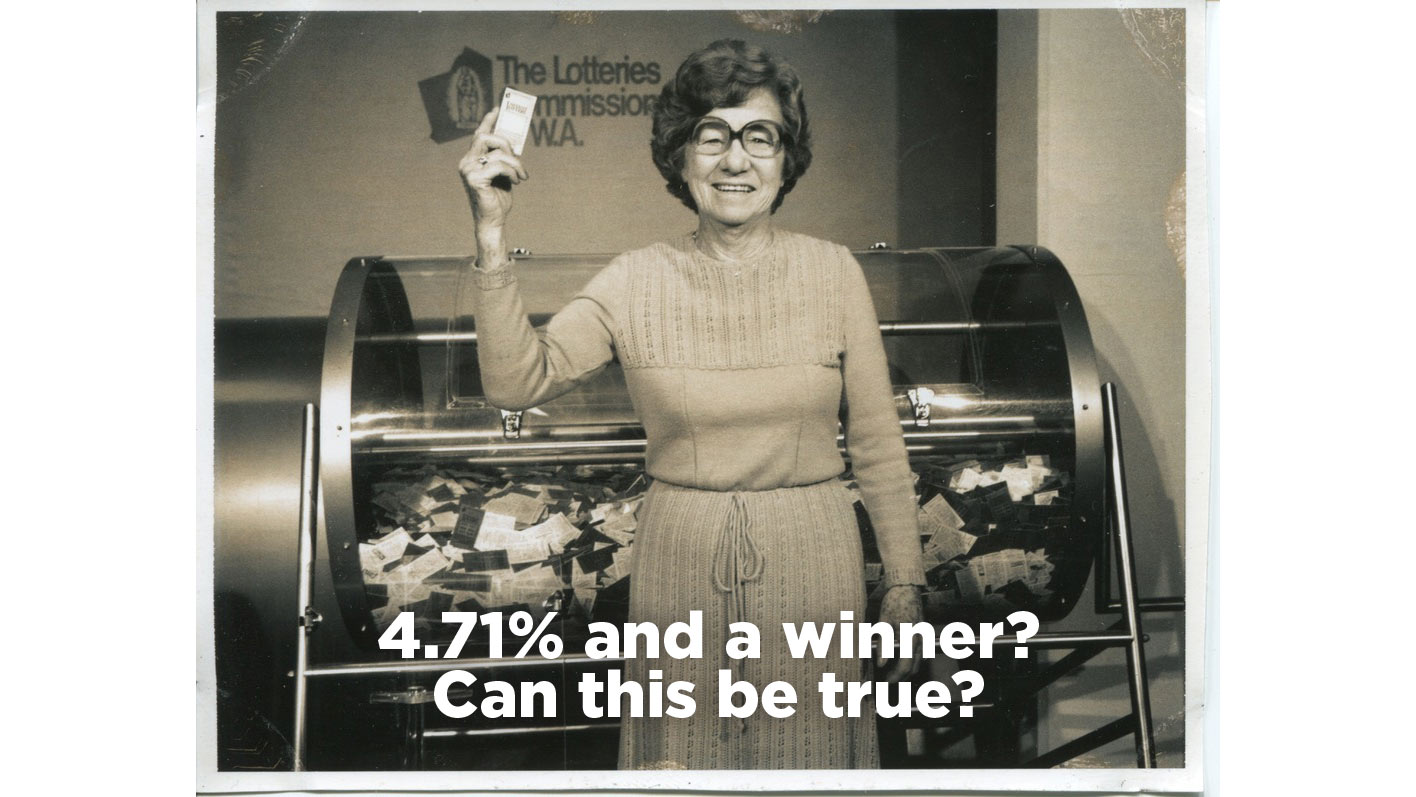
711, 492, 764, 741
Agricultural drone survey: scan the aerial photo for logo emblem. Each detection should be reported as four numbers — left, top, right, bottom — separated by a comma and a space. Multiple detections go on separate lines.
448, 61, 486, 130
419, 47, 493, 143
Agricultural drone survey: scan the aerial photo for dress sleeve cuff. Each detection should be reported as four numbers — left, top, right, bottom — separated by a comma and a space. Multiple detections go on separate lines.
467, 256, 517, 290
882, 565, 928, 591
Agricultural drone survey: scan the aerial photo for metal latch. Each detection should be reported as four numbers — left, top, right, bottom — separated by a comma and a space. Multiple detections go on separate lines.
907, 387, 935, 428
500, 409, 524, 439
299, 605, 323, 634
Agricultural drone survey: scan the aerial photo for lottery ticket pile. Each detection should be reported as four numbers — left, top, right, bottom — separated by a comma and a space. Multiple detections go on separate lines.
857, 455, 1072, 614
360, 464, 644, 633
358, 455, 1074, 634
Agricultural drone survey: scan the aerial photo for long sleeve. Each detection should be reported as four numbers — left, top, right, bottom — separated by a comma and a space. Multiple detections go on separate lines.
464, 260, 623, 411
838, 250, 927, 589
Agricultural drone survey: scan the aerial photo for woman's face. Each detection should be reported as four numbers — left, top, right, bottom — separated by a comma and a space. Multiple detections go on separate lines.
681, 88, 786, 228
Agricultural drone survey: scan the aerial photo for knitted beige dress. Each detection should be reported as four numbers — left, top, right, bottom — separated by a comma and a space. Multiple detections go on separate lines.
470, 231, 926, 769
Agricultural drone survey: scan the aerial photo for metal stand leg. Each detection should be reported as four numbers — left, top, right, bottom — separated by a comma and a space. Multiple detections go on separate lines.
1101, 383, 1157, 768
397, 685, 429, 769
292, 404, 322, 771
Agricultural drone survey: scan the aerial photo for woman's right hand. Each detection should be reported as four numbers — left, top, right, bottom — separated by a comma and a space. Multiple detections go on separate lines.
458, 108, 529, 243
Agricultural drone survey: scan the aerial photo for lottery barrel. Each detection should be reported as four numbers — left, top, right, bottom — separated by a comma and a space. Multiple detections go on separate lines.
318, 246, 1103, 653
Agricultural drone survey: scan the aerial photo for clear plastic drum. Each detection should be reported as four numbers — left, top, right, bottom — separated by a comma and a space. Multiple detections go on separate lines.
320, 246, 1101, 651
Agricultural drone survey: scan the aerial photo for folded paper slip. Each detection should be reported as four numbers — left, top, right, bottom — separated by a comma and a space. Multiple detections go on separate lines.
462, 549, 512, 572
503, 538, 553, 565
427, 571, 494, 592
924, 526, 978, 565
483, 491, 548, 527
393, 548, 454, 583
918, 494, 966, 534
525, 513, 582, 550
472, 514, 520, 550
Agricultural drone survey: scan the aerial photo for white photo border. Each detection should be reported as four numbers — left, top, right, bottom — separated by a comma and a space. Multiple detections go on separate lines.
196, 0, 1210, 792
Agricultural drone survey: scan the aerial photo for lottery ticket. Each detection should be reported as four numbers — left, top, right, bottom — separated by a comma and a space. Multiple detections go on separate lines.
493, 87, 538, 156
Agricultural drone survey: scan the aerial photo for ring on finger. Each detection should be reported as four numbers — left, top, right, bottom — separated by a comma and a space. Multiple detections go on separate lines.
477, 156, 490, 166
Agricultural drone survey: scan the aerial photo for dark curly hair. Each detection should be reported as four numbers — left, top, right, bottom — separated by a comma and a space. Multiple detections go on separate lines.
651, 39, 813, 214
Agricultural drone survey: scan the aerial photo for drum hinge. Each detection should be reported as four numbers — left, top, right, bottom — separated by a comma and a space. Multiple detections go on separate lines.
908, 387, 935, 428
500, 409, 524, 439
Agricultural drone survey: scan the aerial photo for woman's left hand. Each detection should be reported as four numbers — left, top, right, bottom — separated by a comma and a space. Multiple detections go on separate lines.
875, 585, 924, 684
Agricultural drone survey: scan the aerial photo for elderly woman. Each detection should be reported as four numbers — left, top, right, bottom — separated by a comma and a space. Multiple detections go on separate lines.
458, 39, 926, 770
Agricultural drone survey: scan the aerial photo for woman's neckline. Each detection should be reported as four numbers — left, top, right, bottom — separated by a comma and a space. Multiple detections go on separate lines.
686, 228, 782, 269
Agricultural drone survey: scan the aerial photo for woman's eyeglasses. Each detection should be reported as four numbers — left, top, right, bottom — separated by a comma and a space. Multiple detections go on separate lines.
688, 118, 787, 158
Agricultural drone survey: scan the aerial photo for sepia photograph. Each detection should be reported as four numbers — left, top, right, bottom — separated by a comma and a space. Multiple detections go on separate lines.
199, 1, 1207, 791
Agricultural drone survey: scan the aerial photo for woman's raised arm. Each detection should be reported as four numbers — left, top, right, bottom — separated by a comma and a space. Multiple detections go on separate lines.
457, 106, 620, 410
